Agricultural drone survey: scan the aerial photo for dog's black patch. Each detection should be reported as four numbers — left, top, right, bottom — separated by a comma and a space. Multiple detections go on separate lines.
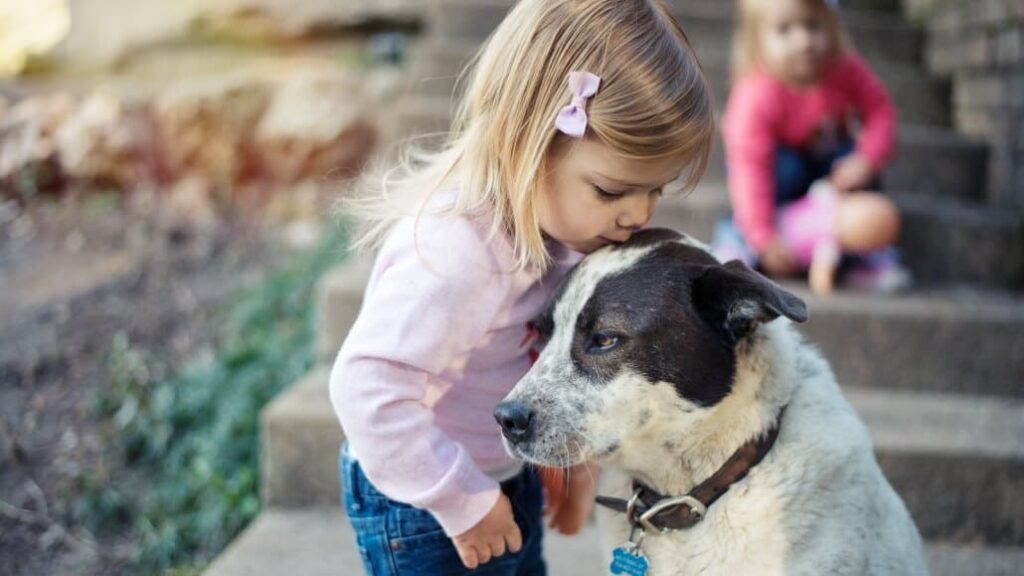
569, 240, 737, 406
561, 229, 806, 408
691, 260, 808, 345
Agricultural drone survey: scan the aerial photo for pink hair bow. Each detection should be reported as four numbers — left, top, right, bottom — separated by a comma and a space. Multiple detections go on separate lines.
555, 71, 601, 138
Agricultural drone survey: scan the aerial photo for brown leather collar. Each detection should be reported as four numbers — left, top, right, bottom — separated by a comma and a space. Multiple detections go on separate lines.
595, 406, 786, 533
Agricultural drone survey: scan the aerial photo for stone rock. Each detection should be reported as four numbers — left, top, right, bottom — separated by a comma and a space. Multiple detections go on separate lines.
52, 0, 420, 70
155, 73, 273, 190
54, 91, 164, 185
0, 93, 74, 192
255, 68, 376, 184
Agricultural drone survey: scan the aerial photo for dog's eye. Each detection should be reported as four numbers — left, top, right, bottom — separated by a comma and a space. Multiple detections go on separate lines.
589, 332, 620, 352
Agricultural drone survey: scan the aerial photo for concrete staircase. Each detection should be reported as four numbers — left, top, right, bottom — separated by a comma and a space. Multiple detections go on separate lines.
206, 1, 1024, 574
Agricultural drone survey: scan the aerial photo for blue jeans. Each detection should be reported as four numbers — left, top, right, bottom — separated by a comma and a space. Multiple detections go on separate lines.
340, 443, 547, 576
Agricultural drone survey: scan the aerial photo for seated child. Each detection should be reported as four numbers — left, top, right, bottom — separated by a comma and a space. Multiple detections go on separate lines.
714, 0, 911, 293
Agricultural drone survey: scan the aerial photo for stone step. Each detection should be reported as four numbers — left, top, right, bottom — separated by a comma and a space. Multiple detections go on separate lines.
408, 38, 952, 128
671, 1, 924, 66
697, 124, 985, 202
652, 183, 1024, 289
317, 250, 1024, 399
260, 366, 344, 509
423, 0, 923, 65
675, 0, 903, 17
387, 93, 982, 202
204, 509, 1024, 576
262, 355, 1024, 543
786, 285, 1024, 399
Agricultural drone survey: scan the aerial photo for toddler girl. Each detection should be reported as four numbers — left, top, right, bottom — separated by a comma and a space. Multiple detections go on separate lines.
330, 1, 714, 574
715, 0, 910, 293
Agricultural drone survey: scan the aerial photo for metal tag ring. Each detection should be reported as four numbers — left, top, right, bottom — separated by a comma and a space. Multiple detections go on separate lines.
625, 489, 643, 526
639, 495, 707, 533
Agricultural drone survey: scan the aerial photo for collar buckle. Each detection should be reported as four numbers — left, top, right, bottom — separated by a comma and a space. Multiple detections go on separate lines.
639, 495, 707, 533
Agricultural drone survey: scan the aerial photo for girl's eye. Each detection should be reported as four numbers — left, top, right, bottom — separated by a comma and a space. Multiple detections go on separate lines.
593, 185, 625, 201
589, 332, 621, 352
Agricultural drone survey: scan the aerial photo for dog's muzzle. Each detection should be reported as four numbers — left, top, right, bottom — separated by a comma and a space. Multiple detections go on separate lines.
494, 401, 534, 443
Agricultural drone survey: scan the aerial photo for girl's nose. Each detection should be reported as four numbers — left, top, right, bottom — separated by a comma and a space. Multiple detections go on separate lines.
793, 27, 813, 50
617, 192, 656, 230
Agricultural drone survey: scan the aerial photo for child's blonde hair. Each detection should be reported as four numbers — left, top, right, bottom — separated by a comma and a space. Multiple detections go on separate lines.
731, 0, 852, 81
344, 0, 715, 271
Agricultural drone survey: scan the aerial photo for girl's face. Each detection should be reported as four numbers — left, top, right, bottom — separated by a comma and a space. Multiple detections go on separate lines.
538, 138, 688, 254
760, 0, 832, 86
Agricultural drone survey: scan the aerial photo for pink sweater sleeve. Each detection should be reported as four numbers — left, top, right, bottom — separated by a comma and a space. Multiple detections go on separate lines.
329, 216, 512, 537
844, 54, 897, 171
723, 75, 780, 251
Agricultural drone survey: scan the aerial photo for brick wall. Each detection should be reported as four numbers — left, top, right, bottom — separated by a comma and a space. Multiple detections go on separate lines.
924, 0, 1024, 205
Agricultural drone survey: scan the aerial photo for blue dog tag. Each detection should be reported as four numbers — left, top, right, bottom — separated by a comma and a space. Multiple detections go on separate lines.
609, 545, 649, 576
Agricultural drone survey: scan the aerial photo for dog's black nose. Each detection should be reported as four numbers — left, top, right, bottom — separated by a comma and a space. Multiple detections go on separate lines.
494, 401, 533, 442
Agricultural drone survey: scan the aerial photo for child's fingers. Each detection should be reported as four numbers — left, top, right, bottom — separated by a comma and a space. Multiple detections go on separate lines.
455, 541, 480, 570
476, 543, 493, 566
505, 525, 524, 553
489, 536, 507, 559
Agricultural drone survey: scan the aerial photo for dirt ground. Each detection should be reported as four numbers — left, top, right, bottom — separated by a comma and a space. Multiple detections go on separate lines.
0, 189, 286, 575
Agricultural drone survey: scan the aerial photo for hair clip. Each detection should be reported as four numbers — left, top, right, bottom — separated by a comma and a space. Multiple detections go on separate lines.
555, 71, 601, 138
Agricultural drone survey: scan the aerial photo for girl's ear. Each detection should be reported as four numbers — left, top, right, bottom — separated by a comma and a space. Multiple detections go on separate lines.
691, 260, 808, 345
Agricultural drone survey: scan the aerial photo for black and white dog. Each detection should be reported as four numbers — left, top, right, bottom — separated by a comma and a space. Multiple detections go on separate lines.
496, 229, 927, 575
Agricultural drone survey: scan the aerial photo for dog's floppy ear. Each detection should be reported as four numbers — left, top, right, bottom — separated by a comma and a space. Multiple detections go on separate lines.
692, 260, 808, 345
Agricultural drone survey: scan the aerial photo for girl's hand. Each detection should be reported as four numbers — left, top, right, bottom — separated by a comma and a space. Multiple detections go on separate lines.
760, 239, 799, 278
452, 493, 522, 569
831, 153, 875, 193
542, 463, 598, 535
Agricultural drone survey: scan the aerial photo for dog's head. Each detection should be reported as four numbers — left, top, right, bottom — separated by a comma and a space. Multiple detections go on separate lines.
495, 228, 807, 468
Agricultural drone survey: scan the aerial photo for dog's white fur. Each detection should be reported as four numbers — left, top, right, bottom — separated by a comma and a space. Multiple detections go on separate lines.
502, 239, 928, 575
595, 321, 927, 575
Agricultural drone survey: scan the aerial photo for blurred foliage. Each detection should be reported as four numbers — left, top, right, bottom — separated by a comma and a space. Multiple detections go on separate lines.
76, 222, 349, 574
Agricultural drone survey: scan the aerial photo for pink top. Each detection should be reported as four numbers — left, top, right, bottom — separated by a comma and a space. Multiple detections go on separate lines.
329, 210, 582, 537
722, 53, 897, 251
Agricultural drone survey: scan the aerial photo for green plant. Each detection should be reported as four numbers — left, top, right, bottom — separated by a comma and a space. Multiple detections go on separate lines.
77, 223, 349, 574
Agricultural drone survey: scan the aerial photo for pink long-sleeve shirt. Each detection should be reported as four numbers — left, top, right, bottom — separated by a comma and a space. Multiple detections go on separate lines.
329, 211, 581, 537
722, 53, 897, 251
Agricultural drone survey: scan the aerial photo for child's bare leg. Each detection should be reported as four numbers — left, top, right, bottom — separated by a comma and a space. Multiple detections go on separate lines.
809, 242, 840, 296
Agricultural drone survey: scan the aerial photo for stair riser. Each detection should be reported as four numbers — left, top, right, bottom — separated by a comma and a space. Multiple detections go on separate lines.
679, 18, 922, 68
389, 98, 979, 206
261, 410, 343, 508
261, 370, 1024, 544
896, 201, 1024, 288
801, 309, 1024, 398
655, 197, 1024, 290
410, 48, 951, 128
881, 453, 1024, 546
701, 134, 983, 201
319, 247, 1024, 398
204, 510, 1024, 576
425, 2, 921, 65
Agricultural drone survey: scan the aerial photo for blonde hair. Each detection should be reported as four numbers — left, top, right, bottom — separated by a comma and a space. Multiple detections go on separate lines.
342, 0, 715, 271
731, 0, 852, 81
